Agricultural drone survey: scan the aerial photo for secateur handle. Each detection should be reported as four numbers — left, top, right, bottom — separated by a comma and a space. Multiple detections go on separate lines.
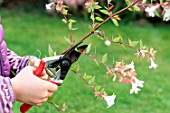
20, 60, 61, 113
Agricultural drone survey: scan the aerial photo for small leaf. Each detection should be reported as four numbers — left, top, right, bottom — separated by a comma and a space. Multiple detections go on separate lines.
94, 59, 100, 68
95, 17, 104, 22
86, 43, 92, 53
62, 19, 67, 24
70, 64, 76, 70
64, 36, 71, 44
88, 25, 95, 32
68, 22, 72, 30
113, 37, 120, 42
102, 53, 108, 63
88, 76, 95, 85
95, 85, 102, 91
48, 44, 55, 57
93, 5, 102, 9
133, 5, 140, 11
111, 18, 119, 26
114, 15, 121, 21
69, 19, 76, 23
71, 28, 78, 31
113, 58, 115, 65
139, 39, 143, 49
130, 41, 139, 47
76, 64, 80, 72
100, 10, 109, 15
62, 9, 68, 15
83, 75, 93, 81
90, 14, 95, 22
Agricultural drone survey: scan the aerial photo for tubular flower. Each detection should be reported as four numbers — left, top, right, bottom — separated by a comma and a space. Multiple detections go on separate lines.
130, 76, 144, 94
149, 58, 158, 69
145, 5, 159, 17
103, 93, 116, 108
163, 9, 170, 21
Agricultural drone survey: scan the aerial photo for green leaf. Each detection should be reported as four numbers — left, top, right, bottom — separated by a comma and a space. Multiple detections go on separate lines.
129, 41, 139, 47
95, 85, 102, 91
88, 76, 95, 85
70, 64, 76, 70
93, 5, 102, 9
95, 17, 104, 22
113, 58, 115, 65
100, 10, 109, 15
86, 43, 92, 53
62, 9, 68, 15
113, 37, 121, 42
76, 64, 80, 72
88, 25, 95, 32
48, 44, 55, 57
83, 75, 93, 81
68, 22, 72, 30
64, 36, 71, 44
102, 53, 108, 63
94, 59, 100, 68
139, 39, 143, 49
90, 14, 95, 22
111, 18, 119, 26
62, 19, 67, 24
134, 5, 140, 11
69, 19, 76, 23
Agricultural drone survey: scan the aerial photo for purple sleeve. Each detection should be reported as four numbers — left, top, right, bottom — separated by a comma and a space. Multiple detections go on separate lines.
0, 76, 15, 113
7, 49, 36, 74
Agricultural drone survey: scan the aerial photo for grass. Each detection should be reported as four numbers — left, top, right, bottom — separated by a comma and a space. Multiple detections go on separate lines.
1, 9, 170, 113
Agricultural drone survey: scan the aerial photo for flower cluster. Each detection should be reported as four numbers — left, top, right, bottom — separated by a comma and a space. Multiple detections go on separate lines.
135, 47, 158, 69
107, 61, 144, 94
143, 0, 170, 21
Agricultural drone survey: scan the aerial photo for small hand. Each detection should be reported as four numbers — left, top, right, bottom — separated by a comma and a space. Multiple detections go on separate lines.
11, 66, 58, 106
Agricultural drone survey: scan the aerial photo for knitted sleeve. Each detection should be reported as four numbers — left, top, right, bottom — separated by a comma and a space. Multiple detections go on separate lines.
0, 76, 15, 113
7, 49, 36, 74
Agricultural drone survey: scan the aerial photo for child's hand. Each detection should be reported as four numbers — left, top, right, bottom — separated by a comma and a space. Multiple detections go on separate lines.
11, 66, 58, 106
30, 57, 48, 80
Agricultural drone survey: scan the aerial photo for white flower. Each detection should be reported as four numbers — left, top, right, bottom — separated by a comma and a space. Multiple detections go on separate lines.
145, 5, 159, 17
104, 40, 111, 46
132, 76, 144, 88
163, 9, 170, 22
149, 58, 158, 69
103, 93, 116, 108
140, 49, 148, 57
126, 61, 135, 71
130, 82, 141, 94
112, 75, 116, 82
130, 77, 144, 94
45, 3, 53, 10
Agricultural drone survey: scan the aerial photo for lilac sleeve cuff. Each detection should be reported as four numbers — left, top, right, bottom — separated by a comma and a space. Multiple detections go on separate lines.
0, 76, 16, 113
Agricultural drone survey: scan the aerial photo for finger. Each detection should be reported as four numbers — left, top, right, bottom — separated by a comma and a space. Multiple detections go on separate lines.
39, 74, 48, 80
41, 98, 48, 103
35, 103, 43, 106
47, 82, 58, 92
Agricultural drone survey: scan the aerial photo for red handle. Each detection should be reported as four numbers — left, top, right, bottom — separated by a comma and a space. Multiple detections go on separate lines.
20, 60, 45, 113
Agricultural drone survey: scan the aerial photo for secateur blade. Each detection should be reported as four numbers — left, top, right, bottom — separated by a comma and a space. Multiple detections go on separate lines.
57, 44, 88, 80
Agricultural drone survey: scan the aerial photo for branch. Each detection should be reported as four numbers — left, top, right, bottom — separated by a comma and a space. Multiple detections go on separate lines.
62, 0, 141, 54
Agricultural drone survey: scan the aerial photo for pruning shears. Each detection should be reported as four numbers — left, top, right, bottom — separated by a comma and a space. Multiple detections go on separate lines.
20, 42, 87, 113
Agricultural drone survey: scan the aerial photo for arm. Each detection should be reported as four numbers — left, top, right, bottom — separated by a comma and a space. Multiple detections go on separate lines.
7, 49, 36, 74
0, 76, 16, 113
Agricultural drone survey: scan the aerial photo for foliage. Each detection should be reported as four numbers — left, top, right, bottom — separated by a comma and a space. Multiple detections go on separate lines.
43, 0, 170, 111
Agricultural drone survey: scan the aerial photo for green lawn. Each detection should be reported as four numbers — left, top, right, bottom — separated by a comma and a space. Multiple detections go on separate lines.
1, 9, 170, 113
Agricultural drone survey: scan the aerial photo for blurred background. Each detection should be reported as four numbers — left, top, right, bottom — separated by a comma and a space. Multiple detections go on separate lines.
0, 0, 170, 113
